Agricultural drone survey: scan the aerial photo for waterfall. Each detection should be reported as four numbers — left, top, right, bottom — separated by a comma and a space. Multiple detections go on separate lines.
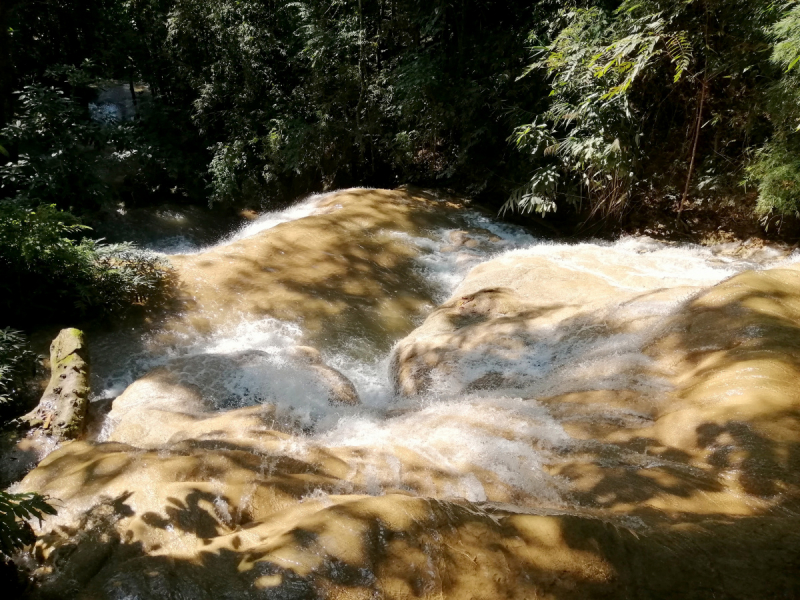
11, 188, 800, 599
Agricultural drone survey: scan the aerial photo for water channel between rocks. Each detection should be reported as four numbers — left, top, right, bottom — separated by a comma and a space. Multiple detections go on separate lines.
12, 187, 800, 599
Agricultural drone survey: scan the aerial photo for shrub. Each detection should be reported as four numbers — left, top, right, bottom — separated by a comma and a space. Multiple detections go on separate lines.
750, 141, 800, 218
0, 331, 55, 567
0, 328, 36, 416
0, 203, 171, 327
0, 85, 106, 212
748, 2, 800, 218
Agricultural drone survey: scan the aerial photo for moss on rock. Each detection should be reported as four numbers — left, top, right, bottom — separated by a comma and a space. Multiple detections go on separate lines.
22, 328, 90, 441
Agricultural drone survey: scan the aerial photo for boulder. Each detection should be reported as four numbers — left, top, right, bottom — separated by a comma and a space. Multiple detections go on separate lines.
289, 346, 360, 406
21, 328, 90, 440
391, 287, 533, 396
101, 344, 361, 448
165, 187, 466, 352
389, 244, 720, 398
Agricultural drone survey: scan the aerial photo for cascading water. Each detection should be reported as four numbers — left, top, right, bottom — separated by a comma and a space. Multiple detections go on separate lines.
11, 188, 800, 599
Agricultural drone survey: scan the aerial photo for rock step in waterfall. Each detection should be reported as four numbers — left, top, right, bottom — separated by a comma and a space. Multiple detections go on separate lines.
9, 188, 800, 599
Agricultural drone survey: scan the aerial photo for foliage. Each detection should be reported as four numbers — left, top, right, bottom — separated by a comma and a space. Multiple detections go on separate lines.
0, 203, 171, 327
749, 1, 800, 217
503, 6, 640, 217
506, 0, 787, 220
751, 141, 800, 217
0, 85, 106, 211
3, 0, 800, 231
135, 0, 549, 202
0, 51, 178, 330
0, 491, 55, 558
0, 328, 36, 410
0, 79, 207, 212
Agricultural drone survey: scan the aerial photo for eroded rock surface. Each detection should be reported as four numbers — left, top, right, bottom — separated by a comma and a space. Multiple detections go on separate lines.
392, 247, 800, 519
22, 328, 90, 440
12, 193, 800, 598
391, 246, 694, 398
17, 436, 800, 600
288, 346, 360, 406
165, 187, 469, 353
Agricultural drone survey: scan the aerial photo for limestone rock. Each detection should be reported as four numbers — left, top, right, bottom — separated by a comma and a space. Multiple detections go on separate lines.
389, 245, 711, 398
16, 438, 800, 600
441, 228, 502, 253
102, 344, 360, 449
289, 345, 360, 406
13, 229, 800, 599
391, 287, 537, 396
21, 328, 90, 441
165, 188, 464, 352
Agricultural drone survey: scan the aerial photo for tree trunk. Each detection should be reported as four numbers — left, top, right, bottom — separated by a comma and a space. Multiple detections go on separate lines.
129, 75, 138, 112
678, 79, 707, 220
377, 0, 383, 71
679, 2, 711, 222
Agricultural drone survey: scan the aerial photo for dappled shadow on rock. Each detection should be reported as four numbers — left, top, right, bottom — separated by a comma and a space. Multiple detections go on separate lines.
390, 251, 800, 522
86, 187, 495, 407
641, 266, 800, 506
21, 490, 800, 600
15, 207, 800, 598
166, 188, 489, 355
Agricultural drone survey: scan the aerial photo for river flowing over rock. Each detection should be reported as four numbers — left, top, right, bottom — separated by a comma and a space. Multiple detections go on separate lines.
10, 188, 800, 598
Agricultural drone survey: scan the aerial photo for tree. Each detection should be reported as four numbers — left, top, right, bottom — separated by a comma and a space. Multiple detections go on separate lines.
506, 0, 785, 223
749, 1, 800, 219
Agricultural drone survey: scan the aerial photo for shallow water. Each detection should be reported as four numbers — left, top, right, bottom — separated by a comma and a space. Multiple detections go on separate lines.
90, 189, 537, 408
13, 188, 800, 599
81, 189, 799, 509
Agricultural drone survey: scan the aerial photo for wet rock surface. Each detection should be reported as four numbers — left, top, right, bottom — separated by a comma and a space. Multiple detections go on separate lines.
10, 190, 800, 598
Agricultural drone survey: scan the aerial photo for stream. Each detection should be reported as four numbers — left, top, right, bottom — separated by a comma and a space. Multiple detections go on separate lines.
11, 187, 800, 599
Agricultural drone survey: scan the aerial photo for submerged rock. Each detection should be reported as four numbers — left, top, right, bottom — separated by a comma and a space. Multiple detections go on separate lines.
165, 187, 467, 353
102, 347, 359, 447
289, 346, 360, 406
392, 287, 532, 396
392, 246, 800, 515
21, 328, 90, 441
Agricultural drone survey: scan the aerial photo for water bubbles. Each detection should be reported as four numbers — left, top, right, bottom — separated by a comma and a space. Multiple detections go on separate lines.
86, 190, 799, 506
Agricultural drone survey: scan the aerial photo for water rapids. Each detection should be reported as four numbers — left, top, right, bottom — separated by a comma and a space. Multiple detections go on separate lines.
10, 187, 800, 599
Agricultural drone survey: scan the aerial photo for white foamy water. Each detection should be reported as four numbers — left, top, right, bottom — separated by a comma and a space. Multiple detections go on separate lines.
144, 190, 334, 255
87, 191, 800, 503
310, 396, 572, 503
219, 191, 333, 244
501, 236, 786, 290
91, 195, 538, 409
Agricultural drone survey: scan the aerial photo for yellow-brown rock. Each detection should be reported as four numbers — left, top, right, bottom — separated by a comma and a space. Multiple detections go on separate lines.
166, 187, 465, 352
12, 193, 800, 598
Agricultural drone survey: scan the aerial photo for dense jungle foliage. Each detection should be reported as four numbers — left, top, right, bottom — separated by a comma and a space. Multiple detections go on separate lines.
2, 0, 798, 228
1, 1, 799, 221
